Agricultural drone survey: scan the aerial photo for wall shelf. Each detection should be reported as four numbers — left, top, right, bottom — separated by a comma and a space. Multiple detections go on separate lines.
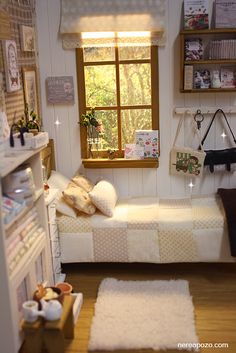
180, 29, 236, 92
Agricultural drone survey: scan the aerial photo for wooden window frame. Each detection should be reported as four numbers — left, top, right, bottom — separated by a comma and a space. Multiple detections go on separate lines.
76, 46, 159, 168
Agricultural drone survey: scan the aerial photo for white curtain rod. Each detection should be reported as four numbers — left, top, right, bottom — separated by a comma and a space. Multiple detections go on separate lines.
174, 107, 236, 115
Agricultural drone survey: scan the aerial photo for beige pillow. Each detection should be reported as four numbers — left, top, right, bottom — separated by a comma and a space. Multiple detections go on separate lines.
63, 182, 96, 215
72, 174, 94, 193
88, 180, 118, 217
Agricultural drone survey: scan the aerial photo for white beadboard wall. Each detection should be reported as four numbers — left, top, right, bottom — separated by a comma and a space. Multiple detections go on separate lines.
36, 0, 236, 198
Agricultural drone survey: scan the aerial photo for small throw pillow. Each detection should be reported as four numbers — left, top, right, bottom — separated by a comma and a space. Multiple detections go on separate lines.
63, 182, 96, 215
88, 180, 118, 217
72, 174, 94, 193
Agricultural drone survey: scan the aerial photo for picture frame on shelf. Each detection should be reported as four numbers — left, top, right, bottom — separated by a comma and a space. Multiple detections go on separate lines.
2, 40, 21, 92
20, 25, 35, 52
22, 67, 38, 115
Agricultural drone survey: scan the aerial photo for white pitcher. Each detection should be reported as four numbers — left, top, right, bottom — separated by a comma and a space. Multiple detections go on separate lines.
39, 299, 62, 321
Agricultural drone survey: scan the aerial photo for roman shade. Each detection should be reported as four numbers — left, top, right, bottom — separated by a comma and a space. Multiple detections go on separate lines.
60, 0, 166, 48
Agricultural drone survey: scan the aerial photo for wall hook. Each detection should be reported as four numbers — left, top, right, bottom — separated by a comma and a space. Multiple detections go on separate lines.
194, 109, 204, 129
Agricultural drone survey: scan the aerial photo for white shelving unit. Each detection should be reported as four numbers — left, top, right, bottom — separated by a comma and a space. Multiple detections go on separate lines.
44, 188, 66, 284
0, 148, 53, 353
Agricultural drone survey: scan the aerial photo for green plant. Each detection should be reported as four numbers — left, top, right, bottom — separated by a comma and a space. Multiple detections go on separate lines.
15, 103, 41, 132
79, 108, 103, 138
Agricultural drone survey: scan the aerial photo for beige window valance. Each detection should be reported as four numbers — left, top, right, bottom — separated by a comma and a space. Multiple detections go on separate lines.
60, 0, 166, 49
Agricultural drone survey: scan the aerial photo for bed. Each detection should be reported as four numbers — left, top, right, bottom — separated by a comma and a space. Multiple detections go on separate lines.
43, 143, 235, 265
56, 195, 235, 264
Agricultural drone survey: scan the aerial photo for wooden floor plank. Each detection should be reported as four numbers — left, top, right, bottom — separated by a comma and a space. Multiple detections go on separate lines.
20, 263, 236, 353
62, 263, 236, 353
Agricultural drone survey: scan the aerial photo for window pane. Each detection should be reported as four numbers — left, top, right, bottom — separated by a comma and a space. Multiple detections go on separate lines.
120, 64, 151, 106
119, 46, 150, 60
85, 65, 116, 107
121, 109, 152, 147
83, 47, 115, 62
95, 110, 118, 150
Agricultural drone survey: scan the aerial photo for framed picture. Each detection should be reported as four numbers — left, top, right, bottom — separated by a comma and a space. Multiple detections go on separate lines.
20, 25, 35, 52
2, 40, 21, 92
46, 76, 75, 104
22, 67, 38, 115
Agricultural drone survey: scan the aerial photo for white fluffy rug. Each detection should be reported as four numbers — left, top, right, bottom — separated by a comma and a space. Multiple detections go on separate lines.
88, 278, 199, 351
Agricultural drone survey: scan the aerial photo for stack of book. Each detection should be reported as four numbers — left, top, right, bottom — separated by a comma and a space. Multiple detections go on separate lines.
209, 40, 236, 59
6, 207, 45, 274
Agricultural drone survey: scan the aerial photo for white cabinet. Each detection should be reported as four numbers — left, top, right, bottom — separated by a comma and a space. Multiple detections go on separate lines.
45, 188, 65, 284
0, 149, 53, 353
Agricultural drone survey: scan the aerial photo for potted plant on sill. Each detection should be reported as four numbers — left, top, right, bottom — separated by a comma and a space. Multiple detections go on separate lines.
79, 108, 103, 158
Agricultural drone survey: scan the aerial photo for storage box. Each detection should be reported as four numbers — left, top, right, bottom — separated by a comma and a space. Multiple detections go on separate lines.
6, 131, 49, 150
135, 130, 159, 158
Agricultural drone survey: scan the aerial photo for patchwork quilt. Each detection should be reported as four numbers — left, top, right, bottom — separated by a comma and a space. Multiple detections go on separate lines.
57, 196, 229, 263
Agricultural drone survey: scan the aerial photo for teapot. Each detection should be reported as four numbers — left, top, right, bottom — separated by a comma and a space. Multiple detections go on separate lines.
39, 299, 62, 321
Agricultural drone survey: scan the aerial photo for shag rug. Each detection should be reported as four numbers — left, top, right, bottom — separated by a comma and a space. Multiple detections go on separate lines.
88, 278, 199, 351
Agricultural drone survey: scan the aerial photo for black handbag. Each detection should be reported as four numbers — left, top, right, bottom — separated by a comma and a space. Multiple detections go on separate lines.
201, 109, 236, 173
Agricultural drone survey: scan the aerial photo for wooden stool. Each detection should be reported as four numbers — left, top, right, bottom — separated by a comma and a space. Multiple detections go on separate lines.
43, 295, 74, 353
22, 318, 43, 353
22, 295, 74, 353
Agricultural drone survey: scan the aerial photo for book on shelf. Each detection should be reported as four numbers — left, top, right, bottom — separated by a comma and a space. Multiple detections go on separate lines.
209, 40, 236, 59
193, 69, 211, 89
215, 0, 236, 28
185, 38, 203, 61
220, 67, 236, 88
184, 65, 194, 89
184, 0, 209, 29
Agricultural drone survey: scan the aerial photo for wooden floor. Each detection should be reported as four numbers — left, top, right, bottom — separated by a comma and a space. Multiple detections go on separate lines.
61, 263, 236, 353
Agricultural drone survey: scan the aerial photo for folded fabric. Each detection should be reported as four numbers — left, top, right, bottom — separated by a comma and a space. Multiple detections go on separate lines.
217, 188, 236, 256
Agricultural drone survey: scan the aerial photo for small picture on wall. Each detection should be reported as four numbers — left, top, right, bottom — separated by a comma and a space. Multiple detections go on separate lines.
46, 76, 75, 104
20, 25, 35, 52
22, 67, 38, 114
2, 40, 21, 92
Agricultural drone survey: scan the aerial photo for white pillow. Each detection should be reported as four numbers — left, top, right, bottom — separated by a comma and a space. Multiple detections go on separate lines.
47, 170, 70, 191
47, 171, 77, 218
88, 180, 118, 217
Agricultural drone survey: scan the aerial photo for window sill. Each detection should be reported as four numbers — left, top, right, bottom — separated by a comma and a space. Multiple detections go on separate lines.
82, 158, 159, 169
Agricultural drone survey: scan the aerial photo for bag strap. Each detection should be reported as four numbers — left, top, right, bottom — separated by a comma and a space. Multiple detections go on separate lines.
173, 110, 205, 151
201, 108, 236, 146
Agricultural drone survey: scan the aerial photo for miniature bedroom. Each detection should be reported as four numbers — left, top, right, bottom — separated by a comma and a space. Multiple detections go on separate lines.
0, 0, 236, 353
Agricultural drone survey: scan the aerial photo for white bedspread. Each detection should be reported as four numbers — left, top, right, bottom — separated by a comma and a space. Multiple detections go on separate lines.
58, 196, 234, 263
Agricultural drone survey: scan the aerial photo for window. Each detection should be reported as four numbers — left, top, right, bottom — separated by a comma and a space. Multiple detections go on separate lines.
76, 46, 159, 159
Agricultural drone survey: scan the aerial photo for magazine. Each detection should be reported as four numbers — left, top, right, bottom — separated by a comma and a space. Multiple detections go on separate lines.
220, 67, 236, 88
185, 38, 203, 61
215, 0, 236, 28
193, 69, 211, 89
184, 0, 209, 29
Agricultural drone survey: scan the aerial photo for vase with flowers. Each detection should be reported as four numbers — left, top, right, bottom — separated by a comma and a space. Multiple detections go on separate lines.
79, 108, 103, 158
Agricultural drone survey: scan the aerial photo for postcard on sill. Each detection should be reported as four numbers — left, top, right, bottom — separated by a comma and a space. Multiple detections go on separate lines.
124, 144, 144, 160
135, 130, 159, 158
